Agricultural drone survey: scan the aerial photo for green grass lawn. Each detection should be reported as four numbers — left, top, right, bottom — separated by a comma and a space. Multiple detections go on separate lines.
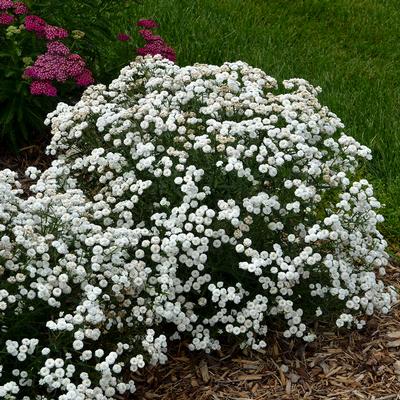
129, 0, 400, 247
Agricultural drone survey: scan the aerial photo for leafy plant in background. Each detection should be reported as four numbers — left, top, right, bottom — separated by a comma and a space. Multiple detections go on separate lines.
0, 1, 98, 150
1, 0, 178, 151
22, 0, 143, 81
1, 1, 49, 149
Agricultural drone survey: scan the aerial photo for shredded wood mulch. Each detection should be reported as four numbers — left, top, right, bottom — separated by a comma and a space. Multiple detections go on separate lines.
134, 262, 400, 400
0, 133, 53, 192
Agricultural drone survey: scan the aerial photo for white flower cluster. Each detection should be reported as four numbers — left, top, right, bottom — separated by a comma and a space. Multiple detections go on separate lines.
0, 55, 396, 399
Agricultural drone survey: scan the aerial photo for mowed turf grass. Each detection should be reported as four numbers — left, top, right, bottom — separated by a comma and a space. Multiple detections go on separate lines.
131, 0, 400, 244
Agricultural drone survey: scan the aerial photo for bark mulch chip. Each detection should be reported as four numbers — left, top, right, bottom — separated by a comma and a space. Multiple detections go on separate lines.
134, 263, 400, 400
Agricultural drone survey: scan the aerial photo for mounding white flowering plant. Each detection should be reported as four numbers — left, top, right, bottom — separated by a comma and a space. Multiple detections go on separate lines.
0, 55, 397, 399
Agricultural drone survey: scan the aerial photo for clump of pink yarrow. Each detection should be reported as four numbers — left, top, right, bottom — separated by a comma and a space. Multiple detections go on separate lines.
137, 18, 159, 29
1, 0, 95, 102
24, 14, 46, 33
29, 80, 57, 96
25, 41, 94, 95
13, 1, 28, 14
43, 24, 68, 40
136, 18, 176, 62
25, 15, 68, 39
117, 32, 131, 42
0, 12, 13, 24
0, 0, 28, 14
0, 0, 13, 10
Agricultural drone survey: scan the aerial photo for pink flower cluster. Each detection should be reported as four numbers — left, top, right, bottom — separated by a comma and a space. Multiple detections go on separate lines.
0, 0, 13, 10
117, 32, 131, 42
24, 14, 68, 40
0, 0, 27, 25
137, 19, 159, 29
43, 24, 68, 40
24, 14, 45, 32
13, 1, 28, 14
0, 0, 95, 96
30, 80, 57, 96
136, 19, 176, 62
0, 12, 13, 24
25, 41, 94, 96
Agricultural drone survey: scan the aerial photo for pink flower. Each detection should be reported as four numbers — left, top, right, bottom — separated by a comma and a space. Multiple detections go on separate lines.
137, 20, 176, 62
30, 81, 57, 96
137, 19, 158, 29
47, 41, 70, 56
25, 55, 69, 82
75, 68, 94, 86
0, 0, 13, 10
13, 2, 28, 15
161, 46, 176, 62
27, 54, 78, 82
137, 42, 163, 57
117, 32, 131, 42
138, 29, 158, 41
43, 24, 68, 40
64, 54, 85, 77
0, 12, 14, 25
24, 15, 46, 34
24, 22, 93, 96
137, 41, 176, 62
25, 43, 92, 83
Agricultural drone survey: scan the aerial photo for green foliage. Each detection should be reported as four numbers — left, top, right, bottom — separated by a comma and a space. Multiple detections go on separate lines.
0, 18, 52, 148
24, 0, 143, 81
0, 0, 143, 151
